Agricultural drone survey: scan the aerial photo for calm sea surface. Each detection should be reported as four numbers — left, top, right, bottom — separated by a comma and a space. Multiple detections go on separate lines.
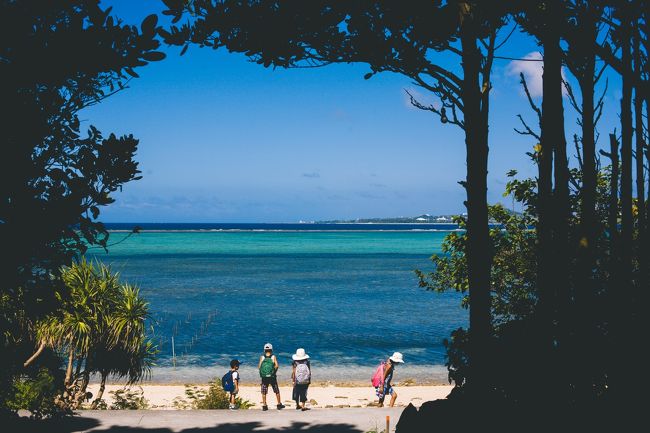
90, 224, 467, 384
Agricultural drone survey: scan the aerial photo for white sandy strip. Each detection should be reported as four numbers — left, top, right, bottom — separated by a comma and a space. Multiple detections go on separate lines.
85, 384, 453, 410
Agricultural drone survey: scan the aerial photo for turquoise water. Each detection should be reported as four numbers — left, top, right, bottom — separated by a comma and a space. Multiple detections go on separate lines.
90, 228, 467, 383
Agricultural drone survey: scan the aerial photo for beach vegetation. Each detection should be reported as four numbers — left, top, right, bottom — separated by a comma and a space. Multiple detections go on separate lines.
417, 199, 537, 392
5, 368, 66, 420
16, 259, 156, 413
184, 381, 253, 410
108, 387, 149, 410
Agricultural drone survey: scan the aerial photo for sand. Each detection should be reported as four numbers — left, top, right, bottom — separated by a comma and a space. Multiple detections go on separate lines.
85, 383, 453, 410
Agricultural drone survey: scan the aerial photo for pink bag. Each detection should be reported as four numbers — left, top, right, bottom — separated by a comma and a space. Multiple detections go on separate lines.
371, 362, 385, 387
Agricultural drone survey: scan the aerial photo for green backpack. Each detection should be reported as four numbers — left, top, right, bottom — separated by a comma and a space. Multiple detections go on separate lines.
259, 356, 275, 378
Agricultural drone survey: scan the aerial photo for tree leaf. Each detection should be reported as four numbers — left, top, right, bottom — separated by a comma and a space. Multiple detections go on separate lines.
142, 51, 166, 61
124, 67, 139, 78
141, 14, 158, 34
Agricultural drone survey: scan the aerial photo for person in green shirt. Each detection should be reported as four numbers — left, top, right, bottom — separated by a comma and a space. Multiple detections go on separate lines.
258, 343, 285, 411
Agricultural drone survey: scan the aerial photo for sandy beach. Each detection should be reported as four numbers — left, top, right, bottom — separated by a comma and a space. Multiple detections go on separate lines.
86, 383, 453, 410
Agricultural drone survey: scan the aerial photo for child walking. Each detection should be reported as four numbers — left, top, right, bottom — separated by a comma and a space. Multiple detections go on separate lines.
375, 352, 404, 407
291, 348, 311, 411
258, 343, 285, 411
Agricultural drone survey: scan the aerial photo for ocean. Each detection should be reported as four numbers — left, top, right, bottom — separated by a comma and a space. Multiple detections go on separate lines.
89, 223, 468, 384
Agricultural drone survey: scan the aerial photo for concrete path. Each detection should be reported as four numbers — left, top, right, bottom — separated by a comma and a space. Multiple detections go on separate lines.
11, 407, 406, 433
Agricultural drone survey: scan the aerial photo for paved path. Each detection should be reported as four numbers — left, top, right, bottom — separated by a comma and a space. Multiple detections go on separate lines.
11, 408, 406, 433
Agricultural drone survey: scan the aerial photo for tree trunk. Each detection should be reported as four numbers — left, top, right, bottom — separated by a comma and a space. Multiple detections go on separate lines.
23, 342, 46, 368
551, 38, 570, 380
538, 19, 564, 403
74, 355, 83, 382
633, 29, 645, 291
575, 48, 597, 403
80, 356, 91, 394
91, 372, 108, 409
460, 21, 492, 400
645, 97, 650, 290
64, 348, 75, 387
616, 18, 636, 410
620, 16, 633, 298
608, 134, 620, 247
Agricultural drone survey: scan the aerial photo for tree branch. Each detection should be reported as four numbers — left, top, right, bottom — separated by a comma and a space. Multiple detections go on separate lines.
405, 89, 464, 130
514, 114, 541, 141
24, 342, 46, 368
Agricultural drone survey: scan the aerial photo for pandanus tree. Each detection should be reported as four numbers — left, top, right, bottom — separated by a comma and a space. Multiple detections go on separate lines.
161, 0, 513, 400
26, 259, 155, 409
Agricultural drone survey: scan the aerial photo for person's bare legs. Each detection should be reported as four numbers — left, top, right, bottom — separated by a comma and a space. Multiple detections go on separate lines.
275, 392, 282, 404
389, 391, 397, 407
262, 391, 267, 407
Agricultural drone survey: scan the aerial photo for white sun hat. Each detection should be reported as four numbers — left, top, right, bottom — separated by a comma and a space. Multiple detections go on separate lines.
389, 352, 404, 363
264, 343, 273, 350
292, 348, 310, 361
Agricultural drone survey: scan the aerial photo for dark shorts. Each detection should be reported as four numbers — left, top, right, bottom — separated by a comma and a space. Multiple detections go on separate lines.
260, 377, 279, 395
292, 384, 309, 403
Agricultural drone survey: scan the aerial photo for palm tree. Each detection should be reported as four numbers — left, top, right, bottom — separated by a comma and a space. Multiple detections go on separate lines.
89, 339, 156, 409
90, 284, 156, 408
24, 258, 156, 408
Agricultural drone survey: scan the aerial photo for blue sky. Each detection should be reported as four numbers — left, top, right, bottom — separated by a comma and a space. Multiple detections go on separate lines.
87, 1, 622, 223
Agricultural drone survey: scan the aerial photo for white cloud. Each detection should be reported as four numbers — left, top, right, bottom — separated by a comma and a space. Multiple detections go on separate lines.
506, 51, 568, 98
506, 51, 544, 97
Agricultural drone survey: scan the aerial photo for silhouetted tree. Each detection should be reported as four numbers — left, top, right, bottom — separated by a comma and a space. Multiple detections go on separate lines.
562, 0, 608, 404
516, 0, 573, 404
0, 0, 164, 414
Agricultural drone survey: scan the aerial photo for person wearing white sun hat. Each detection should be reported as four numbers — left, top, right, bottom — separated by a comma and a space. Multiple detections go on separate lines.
291, 348, 312, 411
374, 352, 404, 407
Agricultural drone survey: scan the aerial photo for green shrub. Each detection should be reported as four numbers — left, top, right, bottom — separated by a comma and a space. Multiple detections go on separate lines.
6, 368, 63, 419
184, 380, 252, 409
109, 387, 149, 410
92, 399, 108, 410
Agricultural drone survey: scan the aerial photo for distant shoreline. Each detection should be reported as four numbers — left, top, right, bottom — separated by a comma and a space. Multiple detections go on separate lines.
103, 222, 464, 233
106, 228, 463, 233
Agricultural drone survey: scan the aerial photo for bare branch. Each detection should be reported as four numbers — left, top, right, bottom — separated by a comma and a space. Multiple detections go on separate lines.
564, 78, 582, 116
514, 114, 541, 141
520, 73, 542, 123
420, 65, 463, 95
594, 61, 608, 84
594, 78, 609, 127
412, 74, 464, 111
569, 170, 582, 192
495, 23, 518, 51
404, 89, 464, 130
574, 134, 584, 170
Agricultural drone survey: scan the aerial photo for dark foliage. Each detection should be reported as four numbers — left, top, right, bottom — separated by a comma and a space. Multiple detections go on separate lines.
0, 0, 164, 416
